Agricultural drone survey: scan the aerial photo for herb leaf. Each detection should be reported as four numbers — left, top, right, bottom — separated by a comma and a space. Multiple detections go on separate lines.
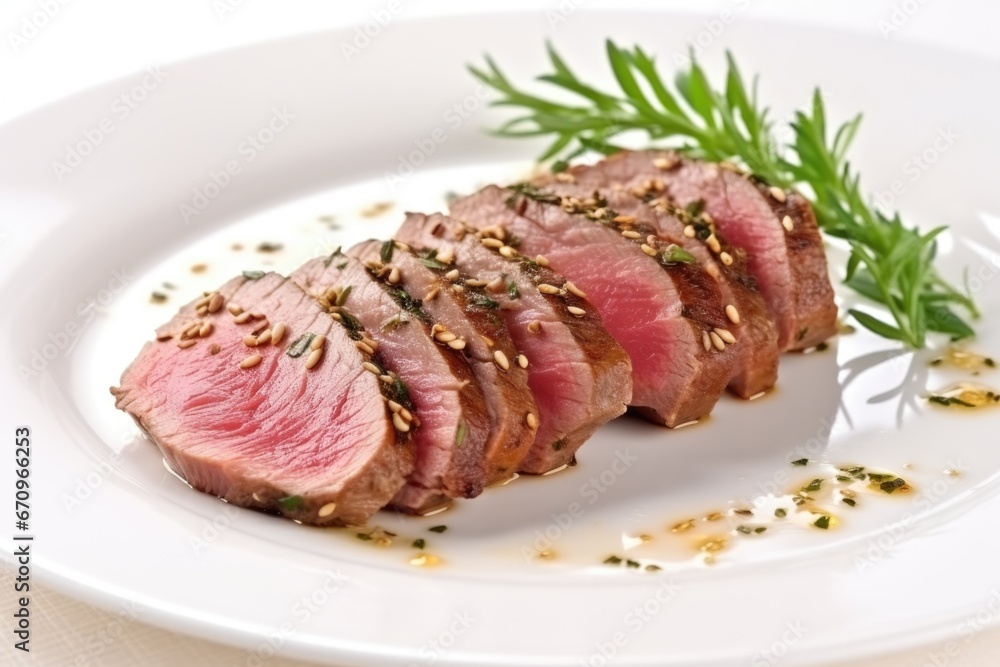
471, 41, 978, 347
286, 333, 316, 358
242, 270, 266, 280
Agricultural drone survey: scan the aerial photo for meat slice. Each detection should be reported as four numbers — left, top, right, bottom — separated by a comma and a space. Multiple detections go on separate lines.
111, 272, 414, 526
563, 150, 837, 350
350, 240, 537, 484
291, 251, 490, 514
532, 176, 779, 399
450, 185, 736, 426
396, 212, 631, 474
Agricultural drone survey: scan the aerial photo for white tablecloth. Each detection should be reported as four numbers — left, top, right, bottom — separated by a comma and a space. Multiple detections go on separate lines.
3, 1, 998, 665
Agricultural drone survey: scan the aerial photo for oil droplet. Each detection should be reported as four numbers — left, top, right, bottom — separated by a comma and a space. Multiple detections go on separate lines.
930, 347, 996, 371
409, 553, 442, 567
671, 519, 695, 533
928, 383, 1000, 410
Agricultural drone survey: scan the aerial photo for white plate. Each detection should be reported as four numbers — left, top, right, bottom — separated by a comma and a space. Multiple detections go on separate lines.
2, 11, 1000, 667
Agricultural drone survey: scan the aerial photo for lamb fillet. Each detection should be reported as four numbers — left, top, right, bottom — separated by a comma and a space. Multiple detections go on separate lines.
350, 240, 537, 484
564, 150, 837, 350
451, 185, 736, 426
111, 272, 414, 526
292, 252, 490, 514
532, 177, 779, 399
395, 212, 631, 474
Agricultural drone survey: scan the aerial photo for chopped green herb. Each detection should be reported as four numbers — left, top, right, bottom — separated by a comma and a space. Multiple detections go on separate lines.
625, 559, 641, 569
386, 287, 431, 323
603, 555, 622, 565
866, 473, 892, 483
336, 261, 349, 270
774, 508, 787, 518
644, 564, 662, 572
412, 538, 426, 549
380, 240, 395, 264
879, 478, 907, 494
736, 525, 752, 535
754, 527, 767, 534
277, 495, 304, 511
506, 234, 523, 248
356, 532, 373, 541
814, 515, 832, 530
339, 310, 364, 338
242, 270, 266, 280
257, 242, 283, 253
842, 498, 857, 507
928, 395, 976, 408
552, 438, 567, 451
428, 525, 448, 533
660, 244, 696, 265
150, 291, 168, 303
803, 479, 823, 493
507, 182, 562, 206
392, 377, 411, 405
419, 256, 448, 270
467, 293, 500, 310
286, 333, 316, 358
507, 281, 521, 300
455, 421, 468, 448
336, 285, 352, 307
836, 475, 852, 483
791, 458, 808, 466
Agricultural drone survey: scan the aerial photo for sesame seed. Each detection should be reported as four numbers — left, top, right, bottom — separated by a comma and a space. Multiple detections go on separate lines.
444, 269, 460, 281
256, 329, 272, 345
208, 293, 225, 313
782, 215, 794, 232
526, 413, 538, 429
709, 331, 726, 351
311, 335, 326, 350
494, 350, 510, 371
436, 247, 455, 264
640, 244, 658, 257
714, 328, 736, 344
481, 237, 503, 249
318, 502, 337, 518
702, 331, 712, 352
199, 322, 213, 337
705, 263, 721, 280
465, 279, 487, 287
564, 281, 587, 298
719, 160, 740, 173
528, 321, 542, 334
227, 303, 243, 316
725, 304, 740, 325
499, 246, 517, 258
177, 339, 197, 349
240, 354, 262, 369
683, 225, 696, 238
538, 283, 561, 295
209, 344, 221, 355
768, 186, 787, 203
517, 354, 529, 369
250, 312, 265, 320
592, 207, 607, 219
363, 362, 381, 375
647, 235, 658, 246
621, 230, 641, 239
486, 277, 505, 293
243, 335, 258, 347
305, 348, 323, 370
388, 400, 402, 413
330, 313, 343, 321
446, 339, 466, 350
355, 340, 375, 355
535, 255, 550, 267
379, 374, 394, 384
425, 287, 440, 302
399, 407, 413, 422
653, 156, 677, 170
234, 312, 253, 324
156, 333, 173, 342
196, 294, 212, 308
613, 215, 635, 224
720, 252, 734, 266
555, 172, 575, 183
364, 337, 378, 351
567, 306, 586, 317
392, 413, 411, 433
184, 323, 201, 339
387, 267, 401, 285
706, 234, 721, 253
435, 331, 457, 343
432, 324, 446, 333
271, 323, 286, 345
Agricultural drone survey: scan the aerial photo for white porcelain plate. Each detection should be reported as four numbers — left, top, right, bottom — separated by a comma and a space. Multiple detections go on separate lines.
2, 11, 999, 667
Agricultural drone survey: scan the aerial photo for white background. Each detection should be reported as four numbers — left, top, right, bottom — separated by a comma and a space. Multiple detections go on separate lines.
2, 1, 998, 666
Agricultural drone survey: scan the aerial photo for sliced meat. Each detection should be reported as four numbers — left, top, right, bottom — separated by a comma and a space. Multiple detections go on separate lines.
563, 150, 837, 350
450, 185, 736, 426
350, 240, 537, 484
532, 176, 779, 399
396, 212, 631, 474
291, 251, 490, 514
111, 272, 414, 526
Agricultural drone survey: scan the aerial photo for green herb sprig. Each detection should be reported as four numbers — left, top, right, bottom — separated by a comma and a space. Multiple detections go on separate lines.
470, 41, 978, 347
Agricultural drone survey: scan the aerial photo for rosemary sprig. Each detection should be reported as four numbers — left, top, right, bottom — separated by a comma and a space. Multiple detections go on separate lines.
470, 40, 978, 347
